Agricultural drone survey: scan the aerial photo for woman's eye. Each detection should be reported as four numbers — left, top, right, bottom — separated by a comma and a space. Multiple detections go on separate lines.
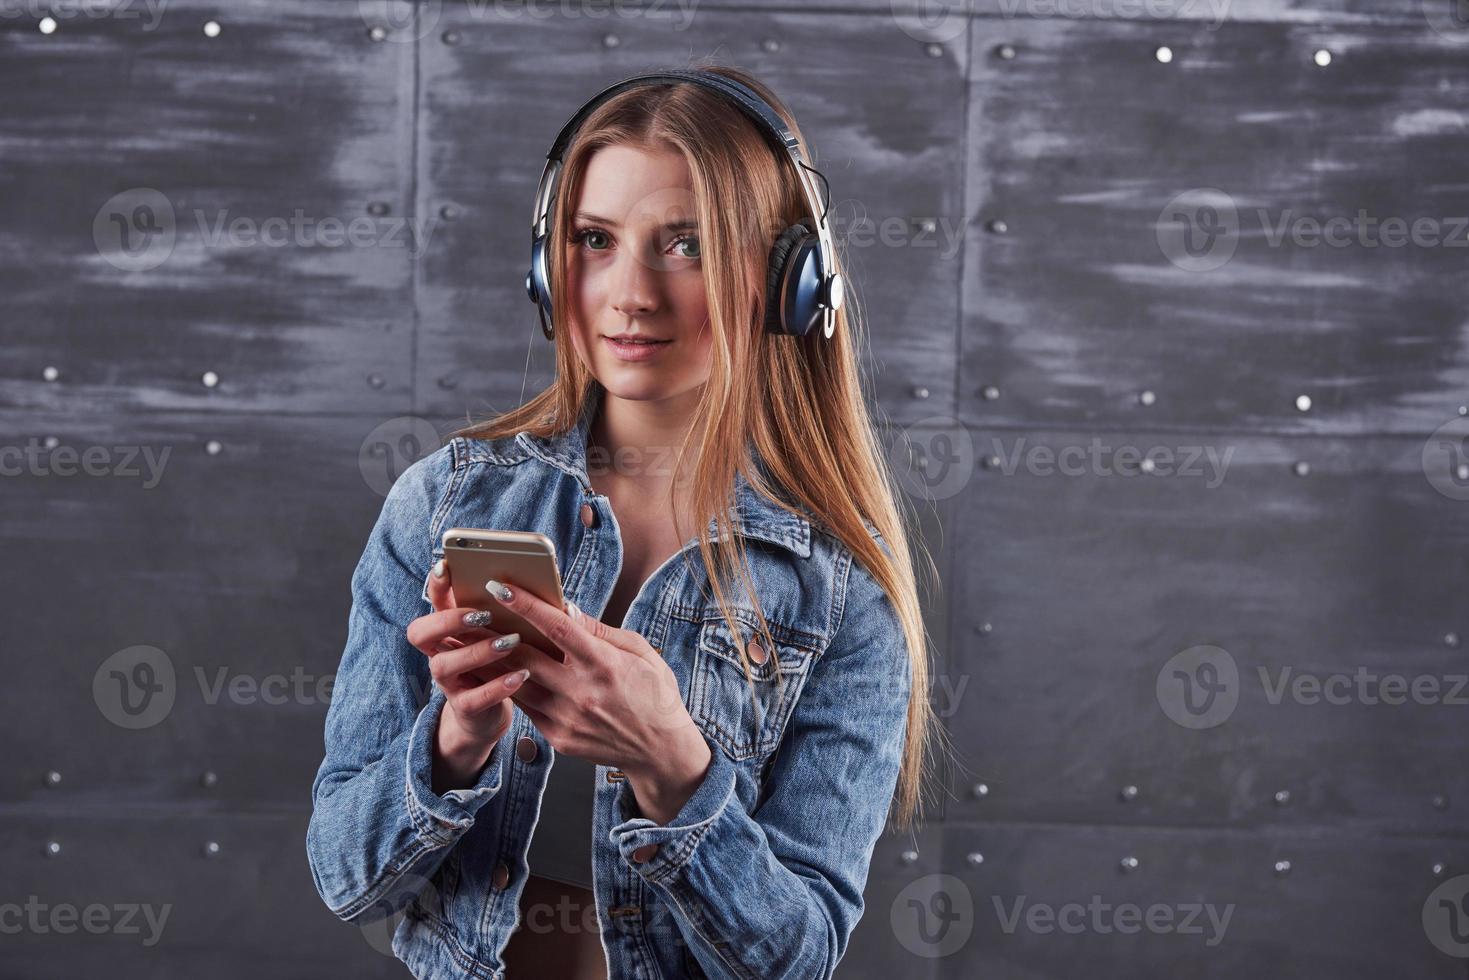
575, 228, 610, 251
673, 235, 700, 260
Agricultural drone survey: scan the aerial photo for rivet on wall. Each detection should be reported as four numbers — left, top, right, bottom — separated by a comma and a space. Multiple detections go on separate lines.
1273, 859, 1292, 876
202, 370, 219, 388
982, 453, 1001, 469
1294, 394, 1312, 412
972, 781, 989, 799
900, 849, 919, 864
43, 436, 59, 450
367, 373, 385, 389
1432, 793, 1449, 810
993, 43, 1016, 60
1313, 49, 1332, 67
1447, 633, 1462, 649
986, 218, 1008, 235
1119, 784, 1139, 802
1138, 389, 1156, 407
368, 25, 388, 42
439, 203, 458, 221
974, 621, 993, 635
1459, 405, 1468, 416
1139, 456, 1156, 474
602, 34, 619, 49
203, 841, 221, 858
367, 201, 391, 217
918, 218, 937, 235
1119, 855, 1139, 872
925, 43, 943, 59
437, 375, 458, 390
1155, 46, 1173, 64
442, 29, 460, 46
203, 21, 221, 38
1274, 789, 1291, 806
912, 386, 930, 400
1292, 460, 1310, 477
44, 841, 61, 858
1432, 861, 1449, 877
38, 16, 57, 34
42, 366, 59, 381
44, 770, 61, 787
201, 770, 219, 789
966, 852, 984, 867
983, 385, 1000, 401
205, 440, 223, 456
762, 38, 781, 54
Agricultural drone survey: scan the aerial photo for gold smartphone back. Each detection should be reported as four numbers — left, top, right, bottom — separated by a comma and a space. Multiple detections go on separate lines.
440, 528, 568, 661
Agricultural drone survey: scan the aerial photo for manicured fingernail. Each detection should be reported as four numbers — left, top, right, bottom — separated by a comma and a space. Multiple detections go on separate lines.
492, 633, 520, 651
504, 668, 530, 690
432, 559, 446, 578
463, 610, 493, 628
566, 600, 581, 622
485, 579, 512, 602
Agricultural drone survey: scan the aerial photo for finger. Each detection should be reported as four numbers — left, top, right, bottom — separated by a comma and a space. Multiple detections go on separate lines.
510, 692, 555, 734
430, 633, 522, 684
505, 675, 556, 715
485, 578, 589, 662
426, 558, 455, 613
457, 668, 530, 716
407, 606, 502, 655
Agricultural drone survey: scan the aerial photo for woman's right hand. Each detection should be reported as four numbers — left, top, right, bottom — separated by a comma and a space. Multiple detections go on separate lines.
408, 559, 528, 756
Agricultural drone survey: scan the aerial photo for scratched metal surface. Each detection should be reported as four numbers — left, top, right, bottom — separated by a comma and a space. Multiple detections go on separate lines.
962, 18, 1469, 435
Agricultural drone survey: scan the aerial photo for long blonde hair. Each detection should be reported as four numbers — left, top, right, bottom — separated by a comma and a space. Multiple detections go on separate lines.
449, 60, 949, 831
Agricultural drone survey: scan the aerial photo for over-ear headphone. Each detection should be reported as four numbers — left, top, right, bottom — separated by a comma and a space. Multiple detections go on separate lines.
524, 68, 845, 343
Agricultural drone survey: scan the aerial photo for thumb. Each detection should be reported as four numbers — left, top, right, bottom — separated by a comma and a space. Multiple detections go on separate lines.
426, 558, 456, 612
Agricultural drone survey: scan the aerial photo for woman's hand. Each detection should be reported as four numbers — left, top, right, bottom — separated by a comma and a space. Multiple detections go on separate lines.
483, 577, 713, 824
407, 560, 530, 791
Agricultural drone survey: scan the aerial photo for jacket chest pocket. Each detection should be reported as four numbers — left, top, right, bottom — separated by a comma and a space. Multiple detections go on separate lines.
689, 614, 813, 762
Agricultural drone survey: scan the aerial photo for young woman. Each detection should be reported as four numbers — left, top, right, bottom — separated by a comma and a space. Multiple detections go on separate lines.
308, 63, 944, 980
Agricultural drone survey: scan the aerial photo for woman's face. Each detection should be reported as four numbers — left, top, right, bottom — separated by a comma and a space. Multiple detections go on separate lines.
564, 144, 714, 403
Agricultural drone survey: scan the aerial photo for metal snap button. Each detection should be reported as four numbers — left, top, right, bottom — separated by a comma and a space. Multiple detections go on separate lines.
492, 861, 510, 889
747, 639, 767, 665
580, 502, 597, 527
631, 843, 659, 863
516, 736, 538, 762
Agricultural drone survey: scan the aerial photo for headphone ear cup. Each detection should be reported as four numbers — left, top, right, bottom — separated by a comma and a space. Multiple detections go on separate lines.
528, 233, 555, 340
763, 219, 818, 336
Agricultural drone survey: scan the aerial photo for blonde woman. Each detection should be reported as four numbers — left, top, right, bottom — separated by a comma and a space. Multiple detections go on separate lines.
307, 62, 944, 980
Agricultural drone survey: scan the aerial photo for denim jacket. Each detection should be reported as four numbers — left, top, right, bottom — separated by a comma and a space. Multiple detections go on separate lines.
306, 385, 912, 979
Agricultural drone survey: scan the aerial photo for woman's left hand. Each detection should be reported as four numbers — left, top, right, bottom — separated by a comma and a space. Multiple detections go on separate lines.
488, 578, 712, 822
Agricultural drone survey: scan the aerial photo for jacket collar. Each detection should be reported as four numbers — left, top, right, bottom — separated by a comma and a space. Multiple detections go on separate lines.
512, 384, 812, 559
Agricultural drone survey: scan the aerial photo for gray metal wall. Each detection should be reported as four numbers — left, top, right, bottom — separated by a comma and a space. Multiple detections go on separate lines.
3, 0, 1466, 976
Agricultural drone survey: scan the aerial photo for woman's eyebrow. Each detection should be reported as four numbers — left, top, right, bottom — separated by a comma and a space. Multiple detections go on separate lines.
572, 210, 698, 231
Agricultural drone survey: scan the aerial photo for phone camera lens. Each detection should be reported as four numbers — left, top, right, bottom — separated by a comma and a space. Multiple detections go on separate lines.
453, 537, 466, 548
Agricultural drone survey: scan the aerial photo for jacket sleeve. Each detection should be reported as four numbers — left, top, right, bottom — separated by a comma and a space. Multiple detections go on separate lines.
607, 542, 912, 980
305, 443, 507, 922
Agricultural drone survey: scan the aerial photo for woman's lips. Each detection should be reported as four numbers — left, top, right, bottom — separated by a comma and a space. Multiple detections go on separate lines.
602, 336, 673, 361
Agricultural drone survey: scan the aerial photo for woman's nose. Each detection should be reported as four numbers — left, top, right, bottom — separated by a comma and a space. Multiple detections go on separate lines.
610, 251, 659, 317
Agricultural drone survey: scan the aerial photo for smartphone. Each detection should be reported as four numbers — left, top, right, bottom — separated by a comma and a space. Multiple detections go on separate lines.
440, 528, 570, 663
